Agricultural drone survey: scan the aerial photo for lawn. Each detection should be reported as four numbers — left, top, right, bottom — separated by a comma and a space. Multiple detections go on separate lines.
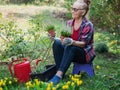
0, 54, 120, 90
0, 5, 120, 90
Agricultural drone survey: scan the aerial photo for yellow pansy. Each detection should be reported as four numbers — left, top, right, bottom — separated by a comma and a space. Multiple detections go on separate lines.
96, 65, 101, 69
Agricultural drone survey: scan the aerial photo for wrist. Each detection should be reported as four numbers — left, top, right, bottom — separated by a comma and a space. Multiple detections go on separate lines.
72, 40, 75, 45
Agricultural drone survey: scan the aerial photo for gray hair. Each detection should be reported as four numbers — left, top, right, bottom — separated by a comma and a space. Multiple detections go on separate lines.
75, 1, 89, 17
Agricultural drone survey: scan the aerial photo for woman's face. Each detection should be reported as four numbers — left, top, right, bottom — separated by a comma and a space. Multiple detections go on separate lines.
71, 2, 85, 19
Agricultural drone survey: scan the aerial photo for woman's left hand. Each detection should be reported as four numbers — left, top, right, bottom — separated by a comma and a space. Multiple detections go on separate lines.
62, 38, 73, 46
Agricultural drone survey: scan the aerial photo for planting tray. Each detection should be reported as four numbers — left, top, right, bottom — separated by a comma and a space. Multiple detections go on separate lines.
30, 64, 57, 81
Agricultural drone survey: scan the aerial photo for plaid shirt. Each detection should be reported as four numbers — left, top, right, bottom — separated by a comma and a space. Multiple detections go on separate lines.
67, 18, 95, 63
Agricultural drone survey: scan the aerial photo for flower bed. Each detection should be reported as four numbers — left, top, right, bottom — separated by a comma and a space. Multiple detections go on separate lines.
0, 74, 83, 90
26, 74, 82, 90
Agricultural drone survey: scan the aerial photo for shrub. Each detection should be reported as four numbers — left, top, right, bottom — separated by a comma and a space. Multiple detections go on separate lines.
95, 43, 109, 53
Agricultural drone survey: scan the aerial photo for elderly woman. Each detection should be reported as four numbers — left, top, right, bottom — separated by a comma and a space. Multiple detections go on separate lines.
48, 0, 95, 85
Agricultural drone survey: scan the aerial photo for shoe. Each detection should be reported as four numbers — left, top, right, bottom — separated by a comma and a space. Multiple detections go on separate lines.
48, 75, 61, 85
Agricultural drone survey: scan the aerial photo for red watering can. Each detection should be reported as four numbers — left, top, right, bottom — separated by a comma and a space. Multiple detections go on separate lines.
8, 58, 31, 83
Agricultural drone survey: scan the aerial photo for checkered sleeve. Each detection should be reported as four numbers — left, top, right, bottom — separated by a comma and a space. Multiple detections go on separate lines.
81, 22, 94, 45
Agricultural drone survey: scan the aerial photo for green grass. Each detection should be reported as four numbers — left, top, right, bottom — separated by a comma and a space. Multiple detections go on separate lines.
0, 5, 120, 90
0, 54, 120, 90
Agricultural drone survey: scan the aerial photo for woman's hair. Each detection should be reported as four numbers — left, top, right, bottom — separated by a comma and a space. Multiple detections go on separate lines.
77, 0, 91, 17
84, 0, 91, 6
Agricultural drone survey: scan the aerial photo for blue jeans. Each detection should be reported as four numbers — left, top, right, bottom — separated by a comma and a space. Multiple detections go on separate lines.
52, 39, 86, 74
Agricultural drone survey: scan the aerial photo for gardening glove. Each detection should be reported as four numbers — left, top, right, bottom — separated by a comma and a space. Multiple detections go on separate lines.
62, 38, 73, 46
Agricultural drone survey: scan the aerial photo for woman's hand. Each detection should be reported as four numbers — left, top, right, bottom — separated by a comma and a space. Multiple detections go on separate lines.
48, 33, 56, 41
62, 38, 73, 46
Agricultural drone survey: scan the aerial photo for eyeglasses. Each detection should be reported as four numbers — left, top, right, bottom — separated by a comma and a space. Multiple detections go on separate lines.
71, 8, 84, 12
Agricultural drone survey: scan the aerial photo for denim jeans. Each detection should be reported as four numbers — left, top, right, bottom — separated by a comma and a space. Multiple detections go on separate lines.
52, 39, 86, 74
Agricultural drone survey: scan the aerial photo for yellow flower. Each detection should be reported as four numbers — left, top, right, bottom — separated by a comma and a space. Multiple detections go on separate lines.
56, 84, 60, 88
66, 81, 71, 85
71, 82, 75, 86
34, 79, 39, 82
2, 82, 5, 86
62, 85, 69, 90
69, 74, 72, 78
74, 74, 81, 78
26, 82, 29, 86
76, 80, 83, 86
71, 76, 75, 81
52, 87, 56, 90
0, 82, 2, 87
35, 79, 40, 86
110, 40, 117, 46
26, 81, 33, 87
96, 65, 101, 69
0, 87, 3, 90
46, 87, 51, 90
26, 86, 30, 90
47, 83, 51, 87
0, 80, 3, 83
14, 78, 18, 82
9, 81, 12, 85
49, 82, 53, 86
5, 78, 8, 80
3, 80, 6, 85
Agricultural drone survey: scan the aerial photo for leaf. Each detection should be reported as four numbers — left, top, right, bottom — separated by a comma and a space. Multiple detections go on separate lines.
0, 12, 2, 18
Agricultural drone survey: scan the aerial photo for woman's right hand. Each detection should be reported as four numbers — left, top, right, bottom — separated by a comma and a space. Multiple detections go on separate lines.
62, 38, 73, 46
48, 33, 56, 41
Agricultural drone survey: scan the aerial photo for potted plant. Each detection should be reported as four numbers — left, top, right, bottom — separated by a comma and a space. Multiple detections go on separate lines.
60, 30, 71, 42
46, 25, 56, 37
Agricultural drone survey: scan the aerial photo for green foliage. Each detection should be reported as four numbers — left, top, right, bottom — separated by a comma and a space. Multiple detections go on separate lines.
95, 43, 109, 53
0, 0, 9, 4
64, 0, 75, 11
94, 31, 119, 54
0, 4, 120, 90
46, 25, 55, 31
66, 12, 72, 20
0, 0, 35, 4
90, 0, 120, 30
0, 21, 26, 59
91, 0, 120, 53
63, 0, 75, 20
0, 54, 120, 89
60, 30, 71, 37
0, 0, 62, 5
90, 0, 120, 52
2, 37, 27, 58
0, 12, 2, 18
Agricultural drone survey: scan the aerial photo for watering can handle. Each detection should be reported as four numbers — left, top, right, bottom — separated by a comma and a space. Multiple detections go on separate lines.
8, 58, 27, 76
33, 59, 42, 69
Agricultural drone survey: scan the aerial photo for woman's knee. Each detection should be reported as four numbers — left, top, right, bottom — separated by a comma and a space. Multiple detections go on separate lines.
53, 39, 63, 49
54, 39, 61, 45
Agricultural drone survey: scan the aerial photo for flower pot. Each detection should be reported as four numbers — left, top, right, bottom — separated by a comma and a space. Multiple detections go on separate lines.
30, 64, 57, 81
60, 35, 65, 43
